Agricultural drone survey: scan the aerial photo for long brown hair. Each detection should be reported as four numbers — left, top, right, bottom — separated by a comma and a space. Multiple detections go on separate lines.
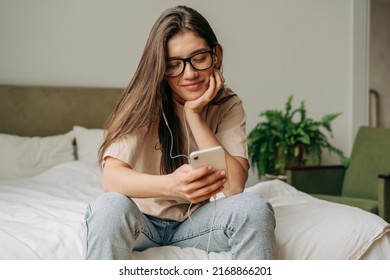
99, 5, 234, 173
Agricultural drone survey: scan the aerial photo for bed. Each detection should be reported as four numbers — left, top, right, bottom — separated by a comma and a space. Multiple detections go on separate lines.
1, 84, 390, 260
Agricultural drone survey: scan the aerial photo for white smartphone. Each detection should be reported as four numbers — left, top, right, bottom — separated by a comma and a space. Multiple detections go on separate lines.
190, 146, 229, 190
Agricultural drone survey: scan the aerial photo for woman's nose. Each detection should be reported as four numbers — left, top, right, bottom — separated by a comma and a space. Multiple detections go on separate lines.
182, 61, 198, 78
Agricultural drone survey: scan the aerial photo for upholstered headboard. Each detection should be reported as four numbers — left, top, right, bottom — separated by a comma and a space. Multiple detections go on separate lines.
0, 84, 123, 137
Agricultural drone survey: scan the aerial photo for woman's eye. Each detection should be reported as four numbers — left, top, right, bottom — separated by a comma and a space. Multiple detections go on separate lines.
167, 61, 181, 69
193, 58, 206, 63
193, 55, 207, 63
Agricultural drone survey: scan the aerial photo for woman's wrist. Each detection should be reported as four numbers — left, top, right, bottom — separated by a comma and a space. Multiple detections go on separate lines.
184, 108, 202, 123
183, 102, 204, 116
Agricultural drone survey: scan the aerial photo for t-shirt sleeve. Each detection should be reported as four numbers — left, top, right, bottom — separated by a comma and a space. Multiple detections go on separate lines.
102, 127, 148, 168
215, 97, 248, 160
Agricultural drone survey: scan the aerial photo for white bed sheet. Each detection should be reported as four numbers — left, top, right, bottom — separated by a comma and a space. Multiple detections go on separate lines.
0, 161, 389, 260
0, 161, 102, 259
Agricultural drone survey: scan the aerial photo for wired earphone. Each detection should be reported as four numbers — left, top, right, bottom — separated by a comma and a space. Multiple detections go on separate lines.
162, 109, 217, 255
162, 110, 190, 162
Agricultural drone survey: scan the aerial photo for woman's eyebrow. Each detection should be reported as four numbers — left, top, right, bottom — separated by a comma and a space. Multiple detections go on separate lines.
167, 47, 210, 60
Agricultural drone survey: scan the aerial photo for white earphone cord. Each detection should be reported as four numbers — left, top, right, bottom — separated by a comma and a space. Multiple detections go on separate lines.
163, 109, 190, 161
163, 108, 217, 257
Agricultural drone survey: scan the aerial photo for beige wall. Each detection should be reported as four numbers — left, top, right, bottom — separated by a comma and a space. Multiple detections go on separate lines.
0, 0, 369, 186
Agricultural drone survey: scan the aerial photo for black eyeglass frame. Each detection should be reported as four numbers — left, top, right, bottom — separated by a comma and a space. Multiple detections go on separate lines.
165, 49, 215, 78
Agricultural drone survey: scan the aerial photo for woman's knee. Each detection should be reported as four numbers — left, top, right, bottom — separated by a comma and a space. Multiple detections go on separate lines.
226, 192, 275, 225
93, 191, 135, 211
86, 192, 139, 229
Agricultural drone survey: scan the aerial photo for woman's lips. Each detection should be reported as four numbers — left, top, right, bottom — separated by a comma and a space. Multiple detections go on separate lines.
183, 81, 203, 90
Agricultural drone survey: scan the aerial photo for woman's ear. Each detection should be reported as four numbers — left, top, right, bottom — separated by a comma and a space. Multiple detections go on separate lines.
214, 44, 223, 69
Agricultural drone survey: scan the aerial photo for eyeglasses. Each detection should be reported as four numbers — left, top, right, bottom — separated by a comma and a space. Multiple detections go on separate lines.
166, 50, 214, 78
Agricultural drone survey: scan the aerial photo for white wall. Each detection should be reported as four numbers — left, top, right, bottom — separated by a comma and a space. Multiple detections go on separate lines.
0, 0, 369, 186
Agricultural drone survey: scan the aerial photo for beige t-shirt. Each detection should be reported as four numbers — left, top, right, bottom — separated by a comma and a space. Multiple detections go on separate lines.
104, 95, 248, 221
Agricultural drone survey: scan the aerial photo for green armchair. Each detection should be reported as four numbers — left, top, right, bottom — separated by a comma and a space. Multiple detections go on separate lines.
286, 126, 390, 223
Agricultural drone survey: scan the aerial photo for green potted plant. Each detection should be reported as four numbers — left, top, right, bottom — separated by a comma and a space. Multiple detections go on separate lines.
248, 95, 348, 179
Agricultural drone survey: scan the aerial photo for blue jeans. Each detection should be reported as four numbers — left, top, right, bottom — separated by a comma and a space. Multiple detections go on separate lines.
84, 192, 276, 260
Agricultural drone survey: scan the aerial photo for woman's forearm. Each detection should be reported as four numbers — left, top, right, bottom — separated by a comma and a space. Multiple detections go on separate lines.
102, 157, 172, 198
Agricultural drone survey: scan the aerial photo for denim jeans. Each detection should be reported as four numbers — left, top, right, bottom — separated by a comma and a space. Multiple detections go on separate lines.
84, 191, 276, 260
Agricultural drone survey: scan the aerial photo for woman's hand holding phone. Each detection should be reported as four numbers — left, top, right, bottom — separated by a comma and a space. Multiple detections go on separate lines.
171, 161, 226, 204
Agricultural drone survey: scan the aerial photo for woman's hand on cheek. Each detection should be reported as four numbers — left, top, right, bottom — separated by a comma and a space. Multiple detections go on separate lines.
184, 69, 225, 115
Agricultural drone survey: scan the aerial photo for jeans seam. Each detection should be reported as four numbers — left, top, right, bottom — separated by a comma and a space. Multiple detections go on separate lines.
170, 223, 233, 245
139, 228, 163, 246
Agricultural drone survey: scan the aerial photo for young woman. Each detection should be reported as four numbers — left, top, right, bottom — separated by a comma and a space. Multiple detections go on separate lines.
84, 5, 275, 260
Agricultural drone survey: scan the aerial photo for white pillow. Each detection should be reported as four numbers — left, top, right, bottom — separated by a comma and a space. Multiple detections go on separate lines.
244, 180, 390, 259
0, 131, 75, 179
73, 126, 104, 165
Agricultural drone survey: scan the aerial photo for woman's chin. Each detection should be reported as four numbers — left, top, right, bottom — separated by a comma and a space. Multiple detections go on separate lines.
176, 94, 202, 103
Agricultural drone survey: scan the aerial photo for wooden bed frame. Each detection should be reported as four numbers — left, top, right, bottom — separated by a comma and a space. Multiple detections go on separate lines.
0, 84, 123, 137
